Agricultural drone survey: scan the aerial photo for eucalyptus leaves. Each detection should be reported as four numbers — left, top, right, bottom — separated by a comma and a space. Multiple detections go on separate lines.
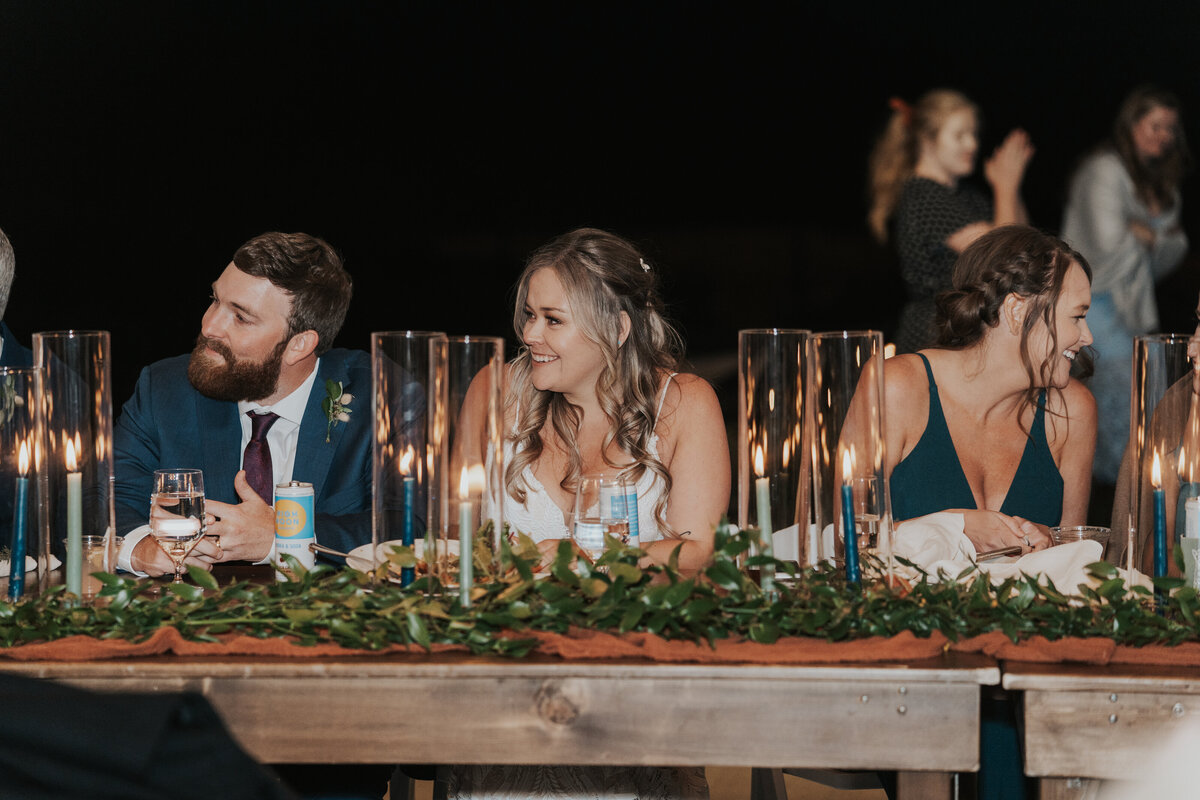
1, 527, 1198, 654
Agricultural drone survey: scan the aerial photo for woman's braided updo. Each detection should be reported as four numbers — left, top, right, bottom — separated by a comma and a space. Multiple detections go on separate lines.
935, 225, 1093, 413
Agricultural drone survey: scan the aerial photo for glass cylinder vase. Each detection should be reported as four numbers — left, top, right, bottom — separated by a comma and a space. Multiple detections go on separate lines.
737, 329, 811, 578
0, 368, 49, 600
807, 331, 892, 580
371, 331, 446, 587
33, 331, 115, 599
1127, 333, 1198, 580
437, 335, 504, 605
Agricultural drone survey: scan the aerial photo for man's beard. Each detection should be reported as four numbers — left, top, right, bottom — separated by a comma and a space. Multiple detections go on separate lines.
187, 335, 288, 402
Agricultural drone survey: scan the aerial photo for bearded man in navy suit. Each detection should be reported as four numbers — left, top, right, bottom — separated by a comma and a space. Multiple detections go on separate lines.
114, 232, 372, 577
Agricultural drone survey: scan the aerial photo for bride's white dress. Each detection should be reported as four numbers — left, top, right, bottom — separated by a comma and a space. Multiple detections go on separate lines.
449, 375, 708, 800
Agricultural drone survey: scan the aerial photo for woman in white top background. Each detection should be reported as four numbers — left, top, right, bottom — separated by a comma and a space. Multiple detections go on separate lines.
1061, 84, 1191, 486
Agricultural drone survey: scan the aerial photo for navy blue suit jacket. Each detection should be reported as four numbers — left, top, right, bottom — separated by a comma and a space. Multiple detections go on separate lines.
113, 349, 373, 558
0, 322, 32, 368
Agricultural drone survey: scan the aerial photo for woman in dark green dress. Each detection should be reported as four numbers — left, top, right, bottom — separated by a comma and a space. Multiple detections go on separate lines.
885, 225, 1097, 553
883, 225, 1099, 800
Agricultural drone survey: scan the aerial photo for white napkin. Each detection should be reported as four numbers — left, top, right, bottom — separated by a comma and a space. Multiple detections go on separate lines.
0, 554, 61, 578
0, 556, 35, 578
890, 512, 1151, 594
771, 523, 801, 562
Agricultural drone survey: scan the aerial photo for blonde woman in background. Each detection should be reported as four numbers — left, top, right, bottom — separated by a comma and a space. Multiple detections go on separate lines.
869, 89, 1035, 353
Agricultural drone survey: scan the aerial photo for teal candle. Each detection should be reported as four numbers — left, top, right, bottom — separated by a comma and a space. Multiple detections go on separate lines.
401, 475, 415, 587
1154, 486, 1167, 609
842, 482, 861, 585
8, 473, 28, 600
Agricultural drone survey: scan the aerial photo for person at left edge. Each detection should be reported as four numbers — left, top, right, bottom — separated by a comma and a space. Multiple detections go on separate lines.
0, 226, 33, 368
114, 231, 372, 577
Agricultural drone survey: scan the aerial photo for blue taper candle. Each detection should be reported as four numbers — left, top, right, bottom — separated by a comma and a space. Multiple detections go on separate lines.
8, 474, 28, 600
842, 482, 860, 585
841, 449, 861, 585
1154, 487, 1168, 579
401, 475, 416, 587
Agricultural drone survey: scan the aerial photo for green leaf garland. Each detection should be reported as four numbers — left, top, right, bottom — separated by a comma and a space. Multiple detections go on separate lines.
4, 527, 1200, 654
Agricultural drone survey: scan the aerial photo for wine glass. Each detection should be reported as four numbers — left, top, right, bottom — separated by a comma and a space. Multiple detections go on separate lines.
150, 469, 205, 582
571, 474, 635, 564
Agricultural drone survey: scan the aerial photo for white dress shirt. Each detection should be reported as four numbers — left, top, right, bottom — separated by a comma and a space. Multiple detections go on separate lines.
117, 359, 322, 575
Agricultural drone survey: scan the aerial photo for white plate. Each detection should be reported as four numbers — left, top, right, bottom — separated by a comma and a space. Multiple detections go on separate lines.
346, 539, 461, 572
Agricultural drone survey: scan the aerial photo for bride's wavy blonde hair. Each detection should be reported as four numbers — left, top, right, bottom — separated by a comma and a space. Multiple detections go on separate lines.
505, 228, 685, 535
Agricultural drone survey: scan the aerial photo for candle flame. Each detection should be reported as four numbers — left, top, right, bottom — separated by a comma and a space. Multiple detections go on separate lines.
65, 437, 78, 472
842, 446, 854, 484
754, 444, 764, 477
1151, 449, 1162, 489
399, 445, 413, 475
468, 463, 485, 492
18, 440, 28, 476
459, 465, 470, 500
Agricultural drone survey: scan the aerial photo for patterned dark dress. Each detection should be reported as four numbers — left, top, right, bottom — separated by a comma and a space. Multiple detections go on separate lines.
893, 177, 991, 353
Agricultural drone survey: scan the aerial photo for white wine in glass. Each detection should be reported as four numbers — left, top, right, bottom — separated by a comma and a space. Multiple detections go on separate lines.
151, 469, 205, 582
152, 517, 203, 582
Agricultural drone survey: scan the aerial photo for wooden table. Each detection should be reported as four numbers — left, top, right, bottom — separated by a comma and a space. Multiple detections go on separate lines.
1005, 661, 1200, 799
0, 649, 997, 799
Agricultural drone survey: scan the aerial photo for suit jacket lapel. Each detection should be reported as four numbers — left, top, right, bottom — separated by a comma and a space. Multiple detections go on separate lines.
197, 394, 241, 503
295, 355, 346, 502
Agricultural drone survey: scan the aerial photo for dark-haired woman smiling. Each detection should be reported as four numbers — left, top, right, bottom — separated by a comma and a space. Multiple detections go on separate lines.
883, 224, 1097, 800
886, 224, 1097, 552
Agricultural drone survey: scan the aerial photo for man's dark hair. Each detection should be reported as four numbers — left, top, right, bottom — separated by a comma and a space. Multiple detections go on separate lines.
232, 232, 351, 356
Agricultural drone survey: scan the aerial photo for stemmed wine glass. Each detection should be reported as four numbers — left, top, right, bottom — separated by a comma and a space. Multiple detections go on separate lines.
571, 474, 635, 565
150, 469, 205, 583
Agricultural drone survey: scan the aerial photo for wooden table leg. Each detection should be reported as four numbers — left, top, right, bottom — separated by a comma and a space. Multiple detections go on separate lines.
896, 771, 951, 800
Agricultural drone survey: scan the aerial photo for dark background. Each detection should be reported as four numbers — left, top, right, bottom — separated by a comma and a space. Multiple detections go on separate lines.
1, 1, 1198, 411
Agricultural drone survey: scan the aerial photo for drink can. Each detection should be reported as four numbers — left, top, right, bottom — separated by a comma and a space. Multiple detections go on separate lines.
274, 481, 315, 580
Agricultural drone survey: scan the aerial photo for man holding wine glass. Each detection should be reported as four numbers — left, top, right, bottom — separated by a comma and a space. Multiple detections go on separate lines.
113, 231, 375, 577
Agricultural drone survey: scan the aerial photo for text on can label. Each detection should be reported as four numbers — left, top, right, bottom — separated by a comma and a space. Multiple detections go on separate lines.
275, 499, 311, 538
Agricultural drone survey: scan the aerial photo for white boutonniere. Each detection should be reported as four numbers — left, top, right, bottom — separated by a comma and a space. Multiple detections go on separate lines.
322, 380, 353, 443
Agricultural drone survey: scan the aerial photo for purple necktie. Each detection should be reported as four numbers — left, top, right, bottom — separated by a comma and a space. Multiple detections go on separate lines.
243, 411, 280, 504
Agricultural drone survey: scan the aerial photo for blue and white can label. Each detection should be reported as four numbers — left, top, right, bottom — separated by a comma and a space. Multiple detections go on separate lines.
274, 480, 315, 580
603, 483, 640, 546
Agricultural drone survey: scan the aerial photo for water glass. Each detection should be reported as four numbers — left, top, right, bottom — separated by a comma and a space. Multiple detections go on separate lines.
150, 469, 205, 582
571, 474, 637, 563
1050, 525, 1111, 560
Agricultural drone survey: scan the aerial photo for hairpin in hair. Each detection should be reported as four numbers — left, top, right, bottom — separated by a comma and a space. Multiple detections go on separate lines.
888, 96, 913, 128
640, 258, 650, 273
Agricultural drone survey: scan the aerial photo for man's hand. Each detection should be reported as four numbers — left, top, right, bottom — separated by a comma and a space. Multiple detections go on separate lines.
204, 470, 276, 562
130, 532, 222, 577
